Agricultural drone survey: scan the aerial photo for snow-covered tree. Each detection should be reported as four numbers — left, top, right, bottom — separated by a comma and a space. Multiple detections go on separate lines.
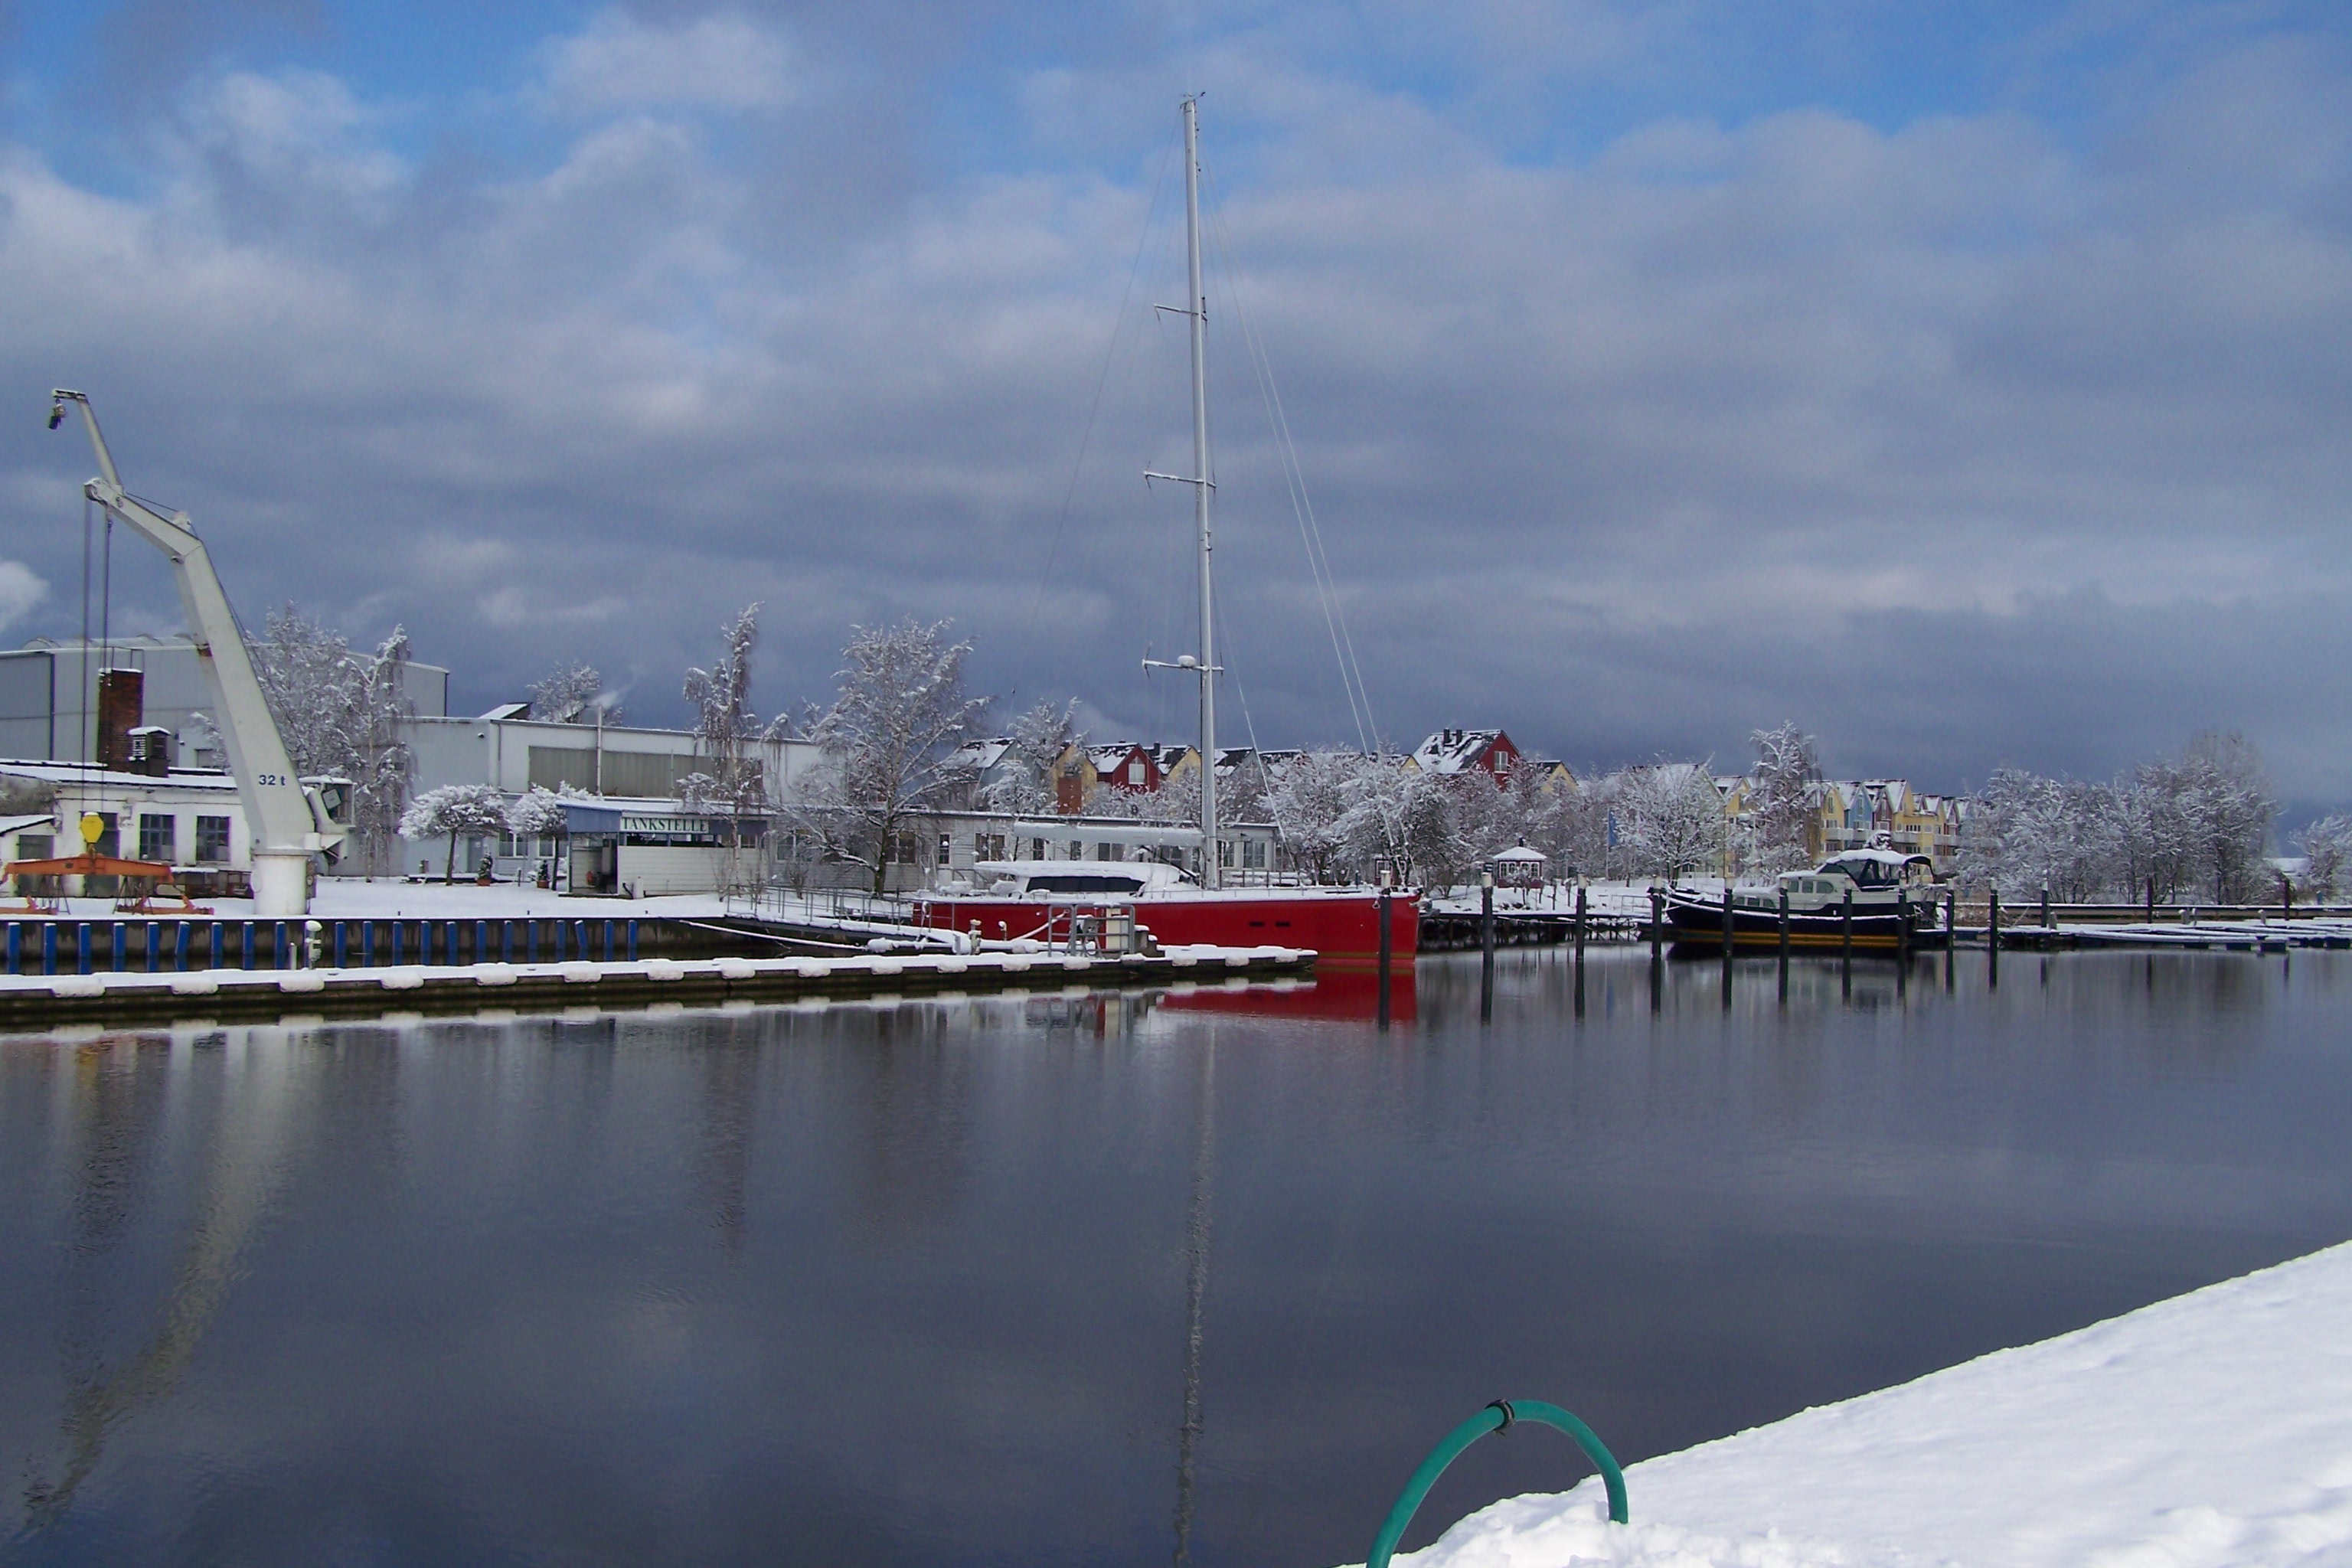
681, 606, 776, 895
1270, 751, 1356, 882
248, 605, 416, 874
505, 786, 567, 840
2170, 730, 2276, 903
1742, 723, 1821, 874
792, 619, 987, 893
1617, 762, 1726, 882
2299, 815, 2352, 900
1960, 733, 2275, 904
982, 700, 1079, 816
529, 662, 616, 725
399, 783, 508, 884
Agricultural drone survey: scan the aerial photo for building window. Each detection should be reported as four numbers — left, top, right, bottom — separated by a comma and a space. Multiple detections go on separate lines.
1096, 841, 1125, 863
17, 833, 53, 861
139, 813, 175, 863
1127, 761, 1146, 786
937, 833, 952, 867
1031, 838, 1046, 860
195, 815, 232, 864
1067, 841, 1082, 861
1244, 840, 1267, 870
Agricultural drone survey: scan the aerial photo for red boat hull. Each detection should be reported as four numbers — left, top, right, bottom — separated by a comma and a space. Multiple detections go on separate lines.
913, 888, 1418, 969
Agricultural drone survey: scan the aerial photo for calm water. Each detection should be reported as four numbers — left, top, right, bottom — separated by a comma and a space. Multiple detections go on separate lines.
5, 948, 2351, 1567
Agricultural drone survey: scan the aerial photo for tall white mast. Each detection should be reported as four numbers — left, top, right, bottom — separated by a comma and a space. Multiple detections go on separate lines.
1184, 96, 1220, 890
1145, 98, 1222, 887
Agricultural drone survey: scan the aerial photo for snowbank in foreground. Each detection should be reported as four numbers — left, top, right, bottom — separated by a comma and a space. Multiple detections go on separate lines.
1359, 1240, 2352, 1568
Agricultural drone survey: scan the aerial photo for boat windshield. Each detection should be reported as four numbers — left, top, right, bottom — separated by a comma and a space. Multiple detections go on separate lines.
1022, 874, 1150, 896
1823, 858, 1903, 888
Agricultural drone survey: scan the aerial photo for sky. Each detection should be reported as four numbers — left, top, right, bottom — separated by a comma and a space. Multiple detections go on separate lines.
0, 1, 2347, 808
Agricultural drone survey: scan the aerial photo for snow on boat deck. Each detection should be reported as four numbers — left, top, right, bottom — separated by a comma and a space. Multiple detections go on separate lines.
1361, 1239, 2352, 1568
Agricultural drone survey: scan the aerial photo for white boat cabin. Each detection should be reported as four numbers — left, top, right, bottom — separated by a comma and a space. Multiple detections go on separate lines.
950, 859, 1196, 899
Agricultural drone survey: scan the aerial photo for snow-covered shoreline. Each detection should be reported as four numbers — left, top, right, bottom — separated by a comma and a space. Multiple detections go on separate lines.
1358, 1240, 2352, 1567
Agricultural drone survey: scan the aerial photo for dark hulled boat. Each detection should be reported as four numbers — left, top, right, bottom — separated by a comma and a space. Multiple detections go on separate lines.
1665, 849, 1944, 952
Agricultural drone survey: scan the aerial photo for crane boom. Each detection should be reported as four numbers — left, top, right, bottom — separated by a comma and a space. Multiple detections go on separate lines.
48, 390, 341, 918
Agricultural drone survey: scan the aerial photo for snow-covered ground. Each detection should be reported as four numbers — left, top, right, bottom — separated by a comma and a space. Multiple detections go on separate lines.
1359, 1240, 2352, 1568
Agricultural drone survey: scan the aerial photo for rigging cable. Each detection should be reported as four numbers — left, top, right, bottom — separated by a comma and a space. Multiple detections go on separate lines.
1200, 162, 1380, 755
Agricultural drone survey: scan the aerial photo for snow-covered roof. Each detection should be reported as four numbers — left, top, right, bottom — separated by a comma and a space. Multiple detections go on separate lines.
1413, 728, 1510, 773
1491, 844, 1547, 863
0, 813, 54, 838
0, 759, 240, 792
946, 737, 1012, 772
477, 702, 530, 721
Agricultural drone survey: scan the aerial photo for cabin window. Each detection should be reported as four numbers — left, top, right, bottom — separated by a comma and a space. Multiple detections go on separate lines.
139, 813, 175, 862
1127, 761, 1147, 786
1243, 840, 1268, 869
1031, 838, 1046, 860
17, 833, 52, 861
195, 816, 233, 864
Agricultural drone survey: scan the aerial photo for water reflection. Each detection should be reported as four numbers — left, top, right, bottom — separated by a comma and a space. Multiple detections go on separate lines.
1, 950, 2347, 1567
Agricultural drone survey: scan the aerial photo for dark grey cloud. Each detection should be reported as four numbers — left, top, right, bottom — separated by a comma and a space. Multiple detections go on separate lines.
1, 4, 2347, 807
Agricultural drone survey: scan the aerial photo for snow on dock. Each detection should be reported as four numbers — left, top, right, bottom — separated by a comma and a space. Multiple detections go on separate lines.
0, 944, 1312, 1029
1357, 1240, 2352, 1567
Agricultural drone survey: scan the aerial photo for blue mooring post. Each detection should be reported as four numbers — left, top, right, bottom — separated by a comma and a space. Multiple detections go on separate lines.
574, 920, 588, 960
113, 922, 127, 972
5, 922, 18, 975
627, 920, 639, 962
363, 921, 374, 967
501, 920, 513, 963
44, 922, 58, 975
175, 922, 190, 972
475, 920, 488, 965
528, 920, 540, 963
146, 921, 161, 973
602, 920, 612, 962
274, 920, 289, 969
446, 920, 459, 965
241, 921, 256, 971
77, 923, 93, 976
335, 922, 348, 968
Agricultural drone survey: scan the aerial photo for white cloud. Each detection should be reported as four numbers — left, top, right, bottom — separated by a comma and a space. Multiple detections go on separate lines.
541, 9, 799, 116
0, 562, 48, 635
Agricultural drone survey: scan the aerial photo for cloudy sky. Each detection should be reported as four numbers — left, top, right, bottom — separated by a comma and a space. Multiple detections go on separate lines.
0, 1, 2347, 805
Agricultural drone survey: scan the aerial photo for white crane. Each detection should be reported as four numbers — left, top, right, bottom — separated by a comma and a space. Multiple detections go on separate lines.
49, 390, 344, 917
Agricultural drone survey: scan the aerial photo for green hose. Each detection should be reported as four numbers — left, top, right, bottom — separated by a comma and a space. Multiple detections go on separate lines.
1367, 1400, 1627, 1568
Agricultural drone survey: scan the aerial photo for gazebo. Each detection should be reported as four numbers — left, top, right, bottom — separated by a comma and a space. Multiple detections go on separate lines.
1488, 841, 1547, 903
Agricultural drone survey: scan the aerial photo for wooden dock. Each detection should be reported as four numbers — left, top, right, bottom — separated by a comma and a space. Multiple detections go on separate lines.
0, 946, 1315, 1031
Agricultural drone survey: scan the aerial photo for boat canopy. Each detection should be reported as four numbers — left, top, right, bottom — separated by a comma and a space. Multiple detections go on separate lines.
1808, 849, 1936, 889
